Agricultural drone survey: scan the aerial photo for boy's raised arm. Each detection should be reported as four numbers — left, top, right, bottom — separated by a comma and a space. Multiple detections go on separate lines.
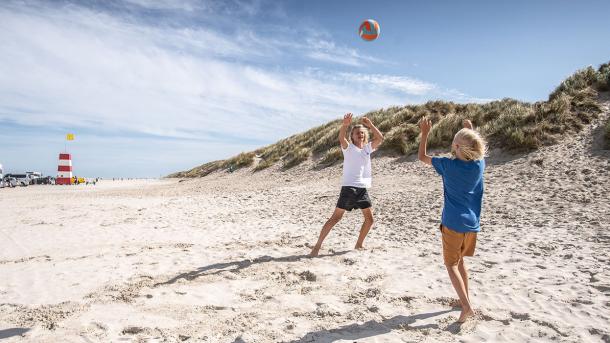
339, 113, 352, 150
418, 117, 432, 165
362, 117, 384, 150
463, 119, 474, 130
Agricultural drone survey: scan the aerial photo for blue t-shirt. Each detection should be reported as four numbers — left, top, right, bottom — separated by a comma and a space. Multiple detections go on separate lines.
432, 157, 485, 233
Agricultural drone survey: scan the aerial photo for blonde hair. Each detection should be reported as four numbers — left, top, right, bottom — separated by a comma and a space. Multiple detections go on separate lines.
349, 125, 370, 144
452, 128, 487, 161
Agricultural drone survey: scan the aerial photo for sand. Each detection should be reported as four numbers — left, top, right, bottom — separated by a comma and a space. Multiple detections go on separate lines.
1, 100, 609, 342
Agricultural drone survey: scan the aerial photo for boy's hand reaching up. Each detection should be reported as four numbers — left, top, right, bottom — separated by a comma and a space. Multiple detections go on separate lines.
343, 113, 353, 127
362, 117, 372, 128
463, 119, 473, 130
419, 117, 432, 136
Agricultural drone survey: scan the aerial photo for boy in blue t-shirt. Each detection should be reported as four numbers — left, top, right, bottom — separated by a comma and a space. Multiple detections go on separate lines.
418, 117, 487, 323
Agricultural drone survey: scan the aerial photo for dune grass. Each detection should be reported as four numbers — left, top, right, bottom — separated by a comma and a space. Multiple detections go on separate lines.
172, 61, 609, 177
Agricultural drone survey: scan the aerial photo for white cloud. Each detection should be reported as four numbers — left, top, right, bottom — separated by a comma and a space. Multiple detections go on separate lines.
304, 37, 386, 67
439, 88, 496, 103
122, 0, 269, 17
337, 73, 436, 96
123, 0, 200, 11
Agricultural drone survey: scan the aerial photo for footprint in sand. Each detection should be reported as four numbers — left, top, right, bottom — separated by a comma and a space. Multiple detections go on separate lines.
121, 326, 146, 335
364, 274, 384, 282
341, 258, 356, 265
299, 270, 317, 282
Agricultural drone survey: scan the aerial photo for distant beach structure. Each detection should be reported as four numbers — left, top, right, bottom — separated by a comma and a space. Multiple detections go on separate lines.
359, 19, 380, 41
56, 153, 73, 185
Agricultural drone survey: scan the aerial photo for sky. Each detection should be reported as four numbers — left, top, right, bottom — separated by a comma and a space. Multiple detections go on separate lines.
1, 0, 609, 178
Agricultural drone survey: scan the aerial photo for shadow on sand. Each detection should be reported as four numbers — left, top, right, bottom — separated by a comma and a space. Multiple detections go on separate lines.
282, 310, 456, 343
0, 328, 30, 339
155, 250, 350, 287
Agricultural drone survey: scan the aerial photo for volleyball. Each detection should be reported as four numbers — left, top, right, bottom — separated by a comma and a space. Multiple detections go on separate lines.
359, 19, 380, 41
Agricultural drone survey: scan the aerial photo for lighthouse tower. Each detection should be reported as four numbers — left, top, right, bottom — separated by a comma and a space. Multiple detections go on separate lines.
56, 153, 73, 185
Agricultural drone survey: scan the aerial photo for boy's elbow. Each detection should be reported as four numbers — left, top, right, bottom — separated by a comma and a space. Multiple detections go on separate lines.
418, 154, 432, 165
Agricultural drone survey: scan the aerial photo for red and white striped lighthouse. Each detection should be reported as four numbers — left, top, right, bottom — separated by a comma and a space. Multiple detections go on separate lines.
56, 153, 73, 185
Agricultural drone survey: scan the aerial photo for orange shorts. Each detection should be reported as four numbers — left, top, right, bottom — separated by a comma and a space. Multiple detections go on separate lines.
440, 224, 477, 266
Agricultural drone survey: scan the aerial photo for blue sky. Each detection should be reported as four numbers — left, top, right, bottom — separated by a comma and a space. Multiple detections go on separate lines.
1, 0, 609, 178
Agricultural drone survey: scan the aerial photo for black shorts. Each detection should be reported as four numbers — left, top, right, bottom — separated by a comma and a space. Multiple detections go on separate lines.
336, 186, 372, 211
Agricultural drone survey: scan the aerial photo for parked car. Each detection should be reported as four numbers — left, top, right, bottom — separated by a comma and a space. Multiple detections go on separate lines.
2, 176, 18, 188
4, 174, 29, 187
34, 176, 55, 185
26, 172, 42, 185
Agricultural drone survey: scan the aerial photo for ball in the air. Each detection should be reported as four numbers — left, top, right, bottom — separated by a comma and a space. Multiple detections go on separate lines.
359, 19, 380, 41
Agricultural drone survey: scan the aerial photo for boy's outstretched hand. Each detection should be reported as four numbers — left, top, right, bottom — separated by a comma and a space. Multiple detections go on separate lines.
362, 117, 372, 128
419, 117, 432, 135
463, 119, 473, 130
343, 113, 353, 127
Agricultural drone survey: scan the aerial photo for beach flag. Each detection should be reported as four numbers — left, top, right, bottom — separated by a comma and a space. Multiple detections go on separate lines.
56, 153, 73, 185
66, 133, 75, 141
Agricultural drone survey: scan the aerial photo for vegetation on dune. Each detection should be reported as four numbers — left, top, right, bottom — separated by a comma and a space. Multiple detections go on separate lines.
171, 61, 610, 178
283, 147, 312, 170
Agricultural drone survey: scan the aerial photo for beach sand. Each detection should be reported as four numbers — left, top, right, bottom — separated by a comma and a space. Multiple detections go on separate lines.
1, 101, 609, 342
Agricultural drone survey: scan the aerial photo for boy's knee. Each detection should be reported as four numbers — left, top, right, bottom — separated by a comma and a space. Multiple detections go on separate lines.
443, 254, 462, 267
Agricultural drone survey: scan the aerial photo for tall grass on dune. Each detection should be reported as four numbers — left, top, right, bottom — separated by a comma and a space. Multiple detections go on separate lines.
173, 61, 610, 178
283, 147, 311, 170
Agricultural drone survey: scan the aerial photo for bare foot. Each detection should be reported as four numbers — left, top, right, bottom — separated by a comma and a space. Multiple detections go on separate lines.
309, 246, 320, 257
457, 308, 474, 323
354, 244, 364, 250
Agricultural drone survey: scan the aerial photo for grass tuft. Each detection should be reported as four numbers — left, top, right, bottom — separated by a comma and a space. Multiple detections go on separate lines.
318, 146, 343, 166
283, 148, 311, 169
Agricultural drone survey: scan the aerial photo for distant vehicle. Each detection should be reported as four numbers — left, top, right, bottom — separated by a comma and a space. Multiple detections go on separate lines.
4, 173, 30, 187
26, 171, 42, 184
0, 163, 4, 188
34, 176, 55, 185
71, 176, 86, 184
2, 176, 17, 188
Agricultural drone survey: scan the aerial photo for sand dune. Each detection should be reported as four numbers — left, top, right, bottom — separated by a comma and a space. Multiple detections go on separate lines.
1, 98, 609, 342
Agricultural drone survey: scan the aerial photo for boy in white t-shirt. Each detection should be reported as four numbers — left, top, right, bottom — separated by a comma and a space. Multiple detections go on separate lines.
309, 113, 384, 257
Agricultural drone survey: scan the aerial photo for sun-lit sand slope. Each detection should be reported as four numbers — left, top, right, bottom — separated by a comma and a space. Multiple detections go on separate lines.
1, 99, 609, 342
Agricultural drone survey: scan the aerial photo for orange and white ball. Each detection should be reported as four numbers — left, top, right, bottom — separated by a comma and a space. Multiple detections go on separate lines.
359, 19, 380, 41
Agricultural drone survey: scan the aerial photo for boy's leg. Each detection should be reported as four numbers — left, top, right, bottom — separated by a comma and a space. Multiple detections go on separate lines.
355, 207, 373, 249
442, 226, 474, 322
310, 207, 345, 257
458, 259, 469, 302
458, 232, 477, 308
445, 263, 474, 322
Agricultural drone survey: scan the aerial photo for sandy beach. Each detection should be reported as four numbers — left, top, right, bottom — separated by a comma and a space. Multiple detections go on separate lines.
1, 101, 609, 342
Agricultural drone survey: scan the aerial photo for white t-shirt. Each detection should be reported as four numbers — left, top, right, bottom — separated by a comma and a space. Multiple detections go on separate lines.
341, 142, 375, 188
